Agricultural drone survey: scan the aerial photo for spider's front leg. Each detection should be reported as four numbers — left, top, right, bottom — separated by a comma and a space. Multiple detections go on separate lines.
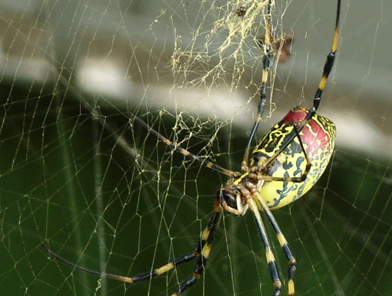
41, 196, 223, 296
172, 196, 222, 295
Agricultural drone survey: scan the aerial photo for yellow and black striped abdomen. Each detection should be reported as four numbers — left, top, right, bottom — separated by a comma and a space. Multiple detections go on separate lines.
252, 106, 336, 210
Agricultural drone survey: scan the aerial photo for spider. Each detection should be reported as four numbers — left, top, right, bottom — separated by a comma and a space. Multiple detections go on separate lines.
236, 6, 247, 17
258, 31, 294, 63
42, 0, 341, 295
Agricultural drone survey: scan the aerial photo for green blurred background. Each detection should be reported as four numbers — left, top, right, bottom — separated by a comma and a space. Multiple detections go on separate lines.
1, 0, 392, 295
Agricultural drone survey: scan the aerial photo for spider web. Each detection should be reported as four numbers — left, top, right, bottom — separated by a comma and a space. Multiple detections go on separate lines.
1, 0, 392, 295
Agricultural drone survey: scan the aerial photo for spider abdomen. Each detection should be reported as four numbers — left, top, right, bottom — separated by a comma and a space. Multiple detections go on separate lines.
252, 106, 336, 209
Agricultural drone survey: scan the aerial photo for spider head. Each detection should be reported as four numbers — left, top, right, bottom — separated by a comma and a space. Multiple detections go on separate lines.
218, 185, 247, 216
220, 186, 238, 209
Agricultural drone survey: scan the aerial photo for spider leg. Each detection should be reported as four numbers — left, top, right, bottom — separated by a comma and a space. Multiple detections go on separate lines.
41, 243, 136, 283
255, 193, 296, 296
247, 198, 282, 296
172, 198, 222, 295
308, 0, 341, 118
242, 0, 272, 169
129, 112, 237, 178
294, 0, 341, 135
255, 0, 341, 166
41, 199, 222, 295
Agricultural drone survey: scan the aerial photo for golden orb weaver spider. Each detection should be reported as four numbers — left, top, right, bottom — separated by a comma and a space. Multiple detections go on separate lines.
42, 0, 341, 295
